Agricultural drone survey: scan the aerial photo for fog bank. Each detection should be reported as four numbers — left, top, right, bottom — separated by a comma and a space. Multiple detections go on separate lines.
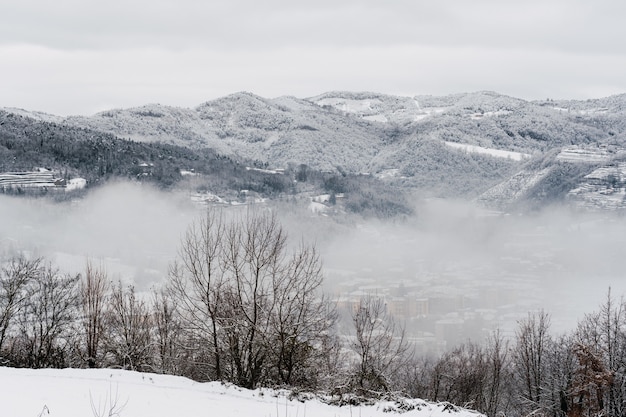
2, 185, 626, 336
0, 182, 196, 288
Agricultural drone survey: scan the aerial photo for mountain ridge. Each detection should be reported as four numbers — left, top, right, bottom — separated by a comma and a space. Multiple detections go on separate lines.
3, 90, 626, 211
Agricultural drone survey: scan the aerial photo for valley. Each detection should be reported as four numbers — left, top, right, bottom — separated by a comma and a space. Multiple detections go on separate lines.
3, 92, 626, 342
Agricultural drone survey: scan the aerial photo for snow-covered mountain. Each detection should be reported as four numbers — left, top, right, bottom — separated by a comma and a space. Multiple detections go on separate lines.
4, 90, 626, 209
0, 367, 484, 417
63, 92, 387, 173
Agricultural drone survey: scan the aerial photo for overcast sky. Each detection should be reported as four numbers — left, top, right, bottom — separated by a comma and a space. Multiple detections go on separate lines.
2, 0, 625, 116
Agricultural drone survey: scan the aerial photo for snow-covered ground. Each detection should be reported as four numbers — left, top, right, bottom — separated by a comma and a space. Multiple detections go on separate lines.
190, 191, 228, 205
1, 107, 64, 123
375, 168, 401, 179
477, 167, 552, 206
468, 110, 512, 120
314, 97, 384, 115
245, 167, 285, 175
444, 141, 530, 161
312, 94, 443, 124
0, 367, 484, 417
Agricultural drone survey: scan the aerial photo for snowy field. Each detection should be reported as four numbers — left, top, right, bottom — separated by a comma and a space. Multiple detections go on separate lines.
444, 141, 530, 161
0, 367, 484, 417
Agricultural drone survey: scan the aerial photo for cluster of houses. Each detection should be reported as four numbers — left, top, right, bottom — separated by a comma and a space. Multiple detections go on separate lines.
0, 169, 87, 193
330, 270, 540, 356
0, 169, 65, 191
0, 168, 68, 192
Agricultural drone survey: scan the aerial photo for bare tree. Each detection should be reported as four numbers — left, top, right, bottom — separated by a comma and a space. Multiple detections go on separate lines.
219, 210, 286, 388
513, 310, 552, 415
105, 282, 153, 371
432, 342, 488, 409
17, 263, 80, 368
169, 208, 337, 389
168, 209, 227, 380
267, 242, 337, 387
482, 330, 511, 417
80, 260, 109, 368
349, 295, 411, 394
396, 355, 437, 400
151, 287, 181, 374
398, 331, 511, 417
0, 256, 41, 355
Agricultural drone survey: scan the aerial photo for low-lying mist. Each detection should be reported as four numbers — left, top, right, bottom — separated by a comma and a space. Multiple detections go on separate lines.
2, 182, 626, 338
322, 198, 626, 334
0, 182, 197, 289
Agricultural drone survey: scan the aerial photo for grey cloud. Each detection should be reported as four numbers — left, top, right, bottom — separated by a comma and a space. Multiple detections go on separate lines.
2, 0, 625, 56
1, 0, 625, 115
2, 41, 625, 117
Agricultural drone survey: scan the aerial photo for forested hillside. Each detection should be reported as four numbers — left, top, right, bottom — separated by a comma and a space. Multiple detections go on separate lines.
0, 110, 412, 217
47, 91, 626, 208
0, 110, 233, 187
4, 90, 626, 211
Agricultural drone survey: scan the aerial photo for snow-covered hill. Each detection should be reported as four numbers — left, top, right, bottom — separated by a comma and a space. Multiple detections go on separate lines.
4, 90, 626, 208
0, 367, 484, 417
60, 92, 386, 173
53, 91, 620, 174
477, 144, 626, 211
